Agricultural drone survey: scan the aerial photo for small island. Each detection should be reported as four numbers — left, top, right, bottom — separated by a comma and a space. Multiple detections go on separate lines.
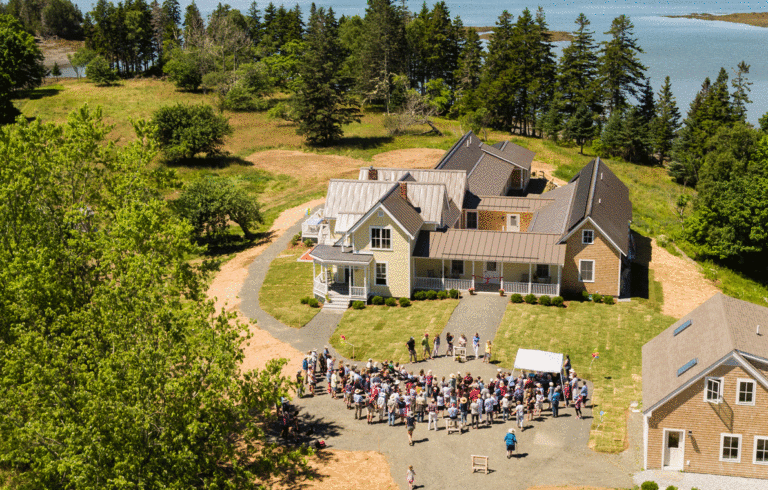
666, 12, 768, 28
470, 26, 573, 42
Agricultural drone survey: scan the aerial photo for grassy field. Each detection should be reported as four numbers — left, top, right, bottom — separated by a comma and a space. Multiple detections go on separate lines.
330, 299, 459, 364
259, 245, 321, 328
492, 271, 675, 453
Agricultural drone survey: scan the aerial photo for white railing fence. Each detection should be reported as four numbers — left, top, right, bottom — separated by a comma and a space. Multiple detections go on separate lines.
445, 278, 472, 290
415, 277, 444, 290
532, 283, 558, 296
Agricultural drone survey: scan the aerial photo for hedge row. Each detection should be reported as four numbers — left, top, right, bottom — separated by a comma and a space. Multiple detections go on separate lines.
413, 289, 459, 301
509, 293, 564, 307
581, 291, 615, 304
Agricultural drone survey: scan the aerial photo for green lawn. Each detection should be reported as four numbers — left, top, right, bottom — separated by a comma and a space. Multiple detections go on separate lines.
492, 271, 675, 453
330, 299, 459, 364
259, 245, 321, 328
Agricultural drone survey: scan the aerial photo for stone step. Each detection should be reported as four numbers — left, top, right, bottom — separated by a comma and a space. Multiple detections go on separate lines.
322, 299, 350, 311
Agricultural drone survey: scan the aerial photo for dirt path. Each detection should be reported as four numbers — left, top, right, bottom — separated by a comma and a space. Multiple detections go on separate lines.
270, 450, 397, 490
648, 239, 719, 318
532, 159, 568, 186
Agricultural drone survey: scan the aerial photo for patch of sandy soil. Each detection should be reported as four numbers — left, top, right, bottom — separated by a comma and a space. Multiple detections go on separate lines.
207, 198, 324, 378
648, 239, 719, 318
531, 159, 568, 186
270, 449, 397, 490
527, 487, 615, 490
245, 148, 446, 186
38, 38, 82, 69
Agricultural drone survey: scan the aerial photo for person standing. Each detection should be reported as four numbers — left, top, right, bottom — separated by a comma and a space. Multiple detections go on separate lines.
427, 397, 438, 430
445, 332, 454, 357
515, 400, 525, 429
504, 429, 517, 459
484, 395, 494, 425
353, 389, 364, 419
470, 397, 480, 429
387, 395, 397, 426
415, 392, 427, 423
552, 387, 561, 418
406, 409, 416, 446
406, 465, 415, 490
421, 333, 431, 360
406, 337, 417, 363
484, 340, 492, 363
459, 396, 469, 428
472, 332, 480, 360
580, 382, 589, 407
574, 394, 583, 419
432, 334, 441, 358
296, 370, 304, 398
501, 393, 510, 421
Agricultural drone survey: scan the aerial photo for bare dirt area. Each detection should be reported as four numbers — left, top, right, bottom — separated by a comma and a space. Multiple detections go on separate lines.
532, 159, 567, 186
38, 38, 82, 69
648, 239, 719, 318
270, 449, 397, 490
207, 198, 324, 378
245, 148, 446, 187
527, 487, 616, 490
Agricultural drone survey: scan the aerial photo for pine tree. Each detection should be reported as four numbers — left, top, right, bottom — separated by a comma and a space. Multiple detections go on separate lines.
293, 7, 361, 144
558, 13, 600, 118
730, 60, 752, 122
452, 26, 483, 116
564, 101, 595, 154
161, 0, 180, 44
652, 76, 681, 165
478, 10, 517, 130
529, 7, 556, 137
359, 0, 407, 112
246, 2, 262, 46
182, 1, 203, 47
599, 15, 646, 115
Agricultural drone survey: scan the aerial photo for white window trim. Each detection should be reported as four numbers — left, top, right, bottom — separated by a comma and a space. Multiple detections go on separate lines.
754, 436, 768, 465
466, 211, 478, 230
374, 262, 388, 286
704, 377, 724, 404
582, 229, 595, 245
720, 433, 742, 463
736, 378, 756, 406
578, 259, 595, 283
506, 213, 520, 232
370, 226, 392, 251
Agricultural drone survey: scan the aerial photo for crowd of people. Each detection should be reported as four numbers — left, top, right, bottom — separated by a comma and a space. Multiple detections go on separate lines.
288, 346, 589, 446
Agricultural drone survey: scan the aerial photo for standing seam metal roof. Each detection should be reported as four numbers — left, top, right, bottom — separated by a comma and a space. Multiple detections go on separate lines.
413, 229, 566, 264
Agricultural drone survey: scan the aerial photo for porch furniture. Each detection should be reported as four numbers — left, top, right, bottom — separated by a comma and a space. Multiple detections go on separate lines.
471, 455, 489, 474
453, 346, 467, 362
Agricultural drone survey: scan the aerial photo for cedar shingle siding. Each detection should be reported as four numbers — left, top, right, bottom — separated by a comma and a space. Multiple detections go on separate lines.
561, 222, 621, 296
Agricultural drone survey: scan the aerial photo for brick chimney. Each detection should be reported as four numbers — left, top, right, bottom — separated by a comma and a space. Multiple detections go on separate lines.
399, 181, 408, 201
368, 166, 378, 180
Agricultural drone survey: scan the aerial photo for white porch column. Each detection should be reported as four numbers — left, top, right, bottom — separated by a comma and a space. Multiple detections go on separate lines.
472, 261, 475, 289
365, 263, 369, 296
557, 265, 562, 297
348, 266, 352, 299
322, 264, 327, 295
501, 262, 504, 291
313, 261, 316, 281
528, 263, 532, 295
441, 259, 445, 290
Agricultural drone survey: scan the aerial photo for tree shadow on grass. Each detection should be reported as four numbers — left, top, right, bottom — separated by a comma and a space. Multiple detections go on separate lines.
316, 135, 394, 153
165, 154, 254, 169
14, 86, 63, 100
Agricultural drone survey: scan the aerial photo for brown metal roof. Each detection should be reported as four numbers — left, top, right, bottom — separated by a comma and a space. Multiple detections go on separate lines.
381, 190, 424, 238
463, 195, 554, 212
642, 293, 768, 413
413, 229, 566, 264
481, 142, 534, 171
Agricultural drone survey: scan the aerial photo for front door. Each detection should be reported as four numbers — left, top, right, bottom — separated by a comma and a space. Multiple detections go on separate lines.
344, 267, 351, 285
663, 430, 684, 470
484, 261, 499, 284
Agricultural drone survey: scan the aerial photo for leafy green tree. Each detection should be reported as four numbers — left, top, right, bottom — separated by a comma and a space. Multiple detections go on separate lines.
479, 10, 517, 131
68, 46, 97, 78
163, 46, 203, 90
0, 14, 46, 121
0, 106, 308, 489
598, 15, 646, 115
86, 54, 118, 84
652, 76, 681, 165
293, 7, 361, 145
41, 0, 83, 39
175, 177, 263, 238
153, 103, 232, 159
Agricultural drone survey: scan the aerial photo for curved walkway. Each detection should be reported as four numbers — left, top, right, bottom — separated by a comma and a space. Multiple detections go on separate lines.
238, 208, 637, 490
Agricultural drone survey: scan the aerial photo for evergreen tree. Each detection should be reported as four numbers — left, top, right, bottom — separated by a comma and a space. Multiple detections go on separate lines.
293, 7, 361, 144
246, 1, 262, 46
598, 15, 646, 115
479, 10, 516, 130
359, 0, 407, 112
564, 101, 595, 154
452, 26, 482, 116
0, 14, 46, 121
558, 13, 600, 118
528, 7, 556, 137
652, 76, 681, 165
730, 60, 752, 122
182, 1, 203, 47
638, 78, 655, 123
51, 61, 62, 80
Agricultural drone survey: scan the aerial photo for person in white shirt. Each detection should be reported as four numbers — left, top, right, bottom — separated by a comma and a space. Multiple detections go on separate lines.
515, 401, 525, 429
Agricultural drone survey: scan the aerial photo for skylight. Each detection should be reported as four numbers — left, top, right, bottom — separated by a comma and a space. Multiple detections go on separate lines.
677, 358, 698, 377
674, 320, 692, 336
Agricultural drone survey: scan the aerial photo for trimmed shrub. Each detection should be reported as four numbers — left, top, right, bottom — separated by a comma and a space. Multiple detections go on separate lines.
385, 297, 397, 307
291, 233, 302, 246
524, 294, 537, 305
398, 297, 411, 307
539, 295, 552, 306
352, 301, 365, 310
581, 290, 591, 301
426, 290, 438, 300
300, 296, 309, 305
510, 293, 524, 304
304, 239, 313, 248
414, 291, 426, 301
551, 296, 564, 307
640, 482, 659, 490
437, 291, 448, 300
448, 288, 459, 299
308, 298, 320, 308
665, 486, 678, 490
604, 295, 615, 305
592, 293, 603, 303
371, 296, 384, 305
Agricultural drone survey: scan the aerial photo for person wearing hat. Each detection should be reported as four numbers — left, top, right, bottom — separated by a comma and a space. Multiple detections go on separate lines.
387, 394, 398, 426
406, 336, 417, 363
501, 392, 511, 421
406, 408, 416, 445
459, 396, 469, 427
427, 397, 438, 430
447, 403, 459, 431
504, 428, 518, 458
353, 389, 365, 420
432, 333, 441, 358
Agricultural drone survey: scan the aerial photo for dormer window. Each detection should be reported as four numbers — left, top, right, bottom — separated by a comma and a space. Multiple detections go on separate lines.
582, 229, 594, 244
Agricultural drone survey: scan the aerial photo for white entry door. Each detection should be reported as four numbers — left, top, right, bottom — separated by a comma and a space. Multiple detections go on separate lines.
663, 430, 684, 470
484, 261, 499, 284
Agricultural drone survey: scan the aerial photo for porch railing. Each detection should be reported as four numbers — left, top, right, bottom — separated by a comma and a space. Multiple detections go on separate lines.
532, 283, 558, 296
313, 274, 327, 297
414, 277, 444, 290
445, 278, 472, 290
314, 273, 368, 299
504, 281, 529, 295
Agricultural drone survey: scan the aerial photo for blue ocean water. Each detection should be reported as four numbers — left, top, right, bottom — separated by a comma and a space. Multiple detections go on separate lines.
71, 0, 768, 123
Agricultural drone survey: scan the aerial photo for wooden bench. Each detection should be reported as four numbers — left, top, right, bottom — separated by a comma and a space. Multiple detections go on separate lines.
445, 417, 461, 434
471, 455, 489, 474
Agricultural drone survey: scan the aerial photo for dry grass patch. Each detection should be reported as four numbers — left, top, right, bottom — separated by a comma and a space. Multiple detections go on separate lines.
331, 299, 459, 364
259, 245, 320, 328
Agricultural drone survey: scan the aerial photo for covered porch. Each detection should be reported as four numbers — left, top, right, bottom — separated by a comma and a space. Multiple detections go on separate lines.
309, 245, 373, 301
412, 229, 566, 296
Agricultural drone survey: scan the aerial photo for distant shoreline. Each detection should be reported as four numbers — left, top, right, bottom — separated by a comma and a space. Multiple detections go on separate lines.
470, 26, 573, 42
666, 12, 768, 28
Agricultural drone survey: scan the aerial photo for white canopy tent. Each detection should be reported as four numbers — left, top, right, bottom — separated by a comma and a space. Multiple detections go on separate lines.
513, 348, 564, 374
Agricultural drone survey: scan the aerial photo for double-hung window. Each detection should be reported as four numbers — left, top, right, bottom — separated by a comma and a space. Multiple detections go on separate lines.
466, 211, 478, 229
737, 379, 756, 405
705, 377, 723, 403
755, 436, 768, 465
371, 227, 391, 250
375, 263, 388, 286
721, 433, 742, 462
582, 229, 594, 244
451, 260, 464, 275
536, 264, 549, 279
578, 260, 594, 282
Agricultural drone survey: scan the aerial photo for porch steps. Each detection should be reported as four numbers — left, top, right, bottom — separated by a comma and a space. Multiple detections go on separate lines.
322, 297, 350, 311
